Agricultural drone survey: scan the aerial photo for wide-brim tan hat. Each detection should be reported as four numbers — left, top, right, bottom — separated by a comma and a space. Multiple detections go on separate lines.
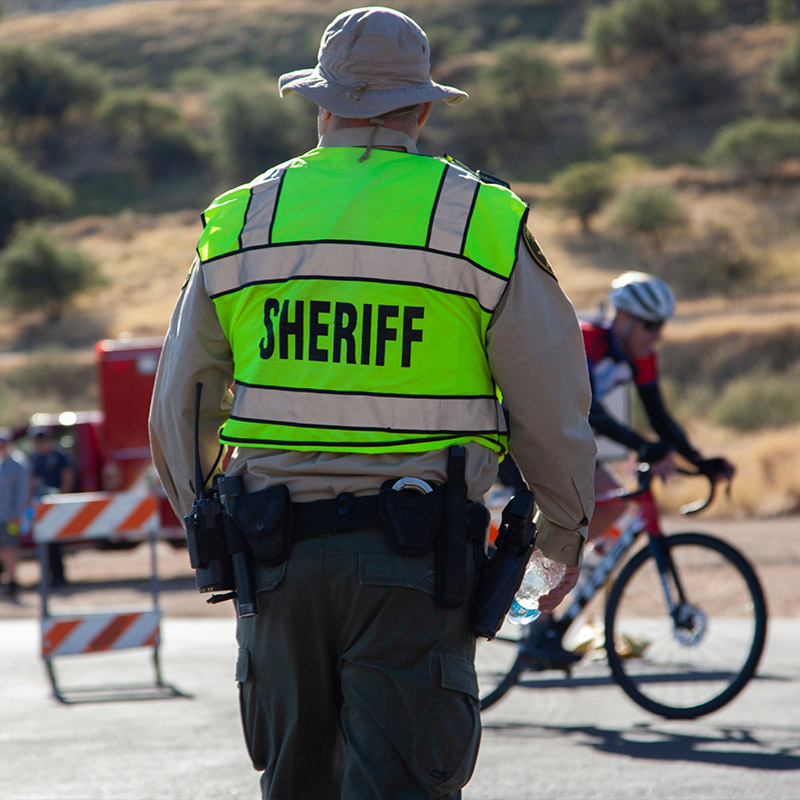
278, 6, 468, 119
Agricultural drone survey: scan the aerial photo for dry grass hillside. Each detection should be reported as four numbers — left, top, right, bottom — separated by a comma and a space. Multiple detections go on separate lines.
0, 0, 799, 517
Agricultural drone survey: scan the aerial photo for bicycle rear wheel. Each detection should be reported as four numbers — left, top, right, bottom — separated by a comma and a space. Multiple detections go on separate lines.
475, 623, 527, 710
605, 532, 767, 719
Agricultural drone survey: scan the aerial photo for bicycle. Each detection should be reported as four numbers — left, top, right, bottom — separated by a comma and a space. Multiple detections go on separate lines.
476, 466, 768, 719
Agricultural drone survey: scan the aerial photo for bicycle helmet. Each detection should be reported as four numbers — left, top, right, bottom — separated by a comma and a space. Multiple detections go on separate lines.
608, 272, 675, 323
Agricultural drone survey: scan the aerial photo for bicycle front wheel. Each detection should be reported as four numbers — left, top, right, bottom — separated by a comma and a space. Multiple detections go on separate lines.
605, 532, 767, 719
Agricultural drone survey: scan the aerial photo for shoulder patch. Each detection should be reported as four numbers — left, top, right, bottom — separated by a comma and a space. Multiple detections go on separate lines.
182, 257, 199, 290
523, 228, 557, 281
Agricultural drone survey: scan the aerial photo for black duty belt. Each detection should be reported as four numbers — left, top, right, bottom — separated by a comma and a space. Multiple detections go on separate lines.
292, 492, 487, 543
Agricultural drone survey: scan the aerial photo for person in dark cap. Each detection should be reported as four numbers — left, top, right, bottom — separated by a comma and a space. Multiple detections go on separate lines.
29, 427, 75, 587
150, 7, 595, 798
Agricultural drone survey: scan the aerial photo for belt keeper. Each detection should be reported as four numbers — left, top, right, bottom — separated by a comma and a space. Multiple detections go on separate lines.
336, 492, 354, 531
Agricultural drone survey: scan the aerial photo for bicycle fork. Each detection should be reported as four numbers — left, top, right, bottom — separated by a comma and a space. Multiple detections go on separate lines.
647, 535, 707, 645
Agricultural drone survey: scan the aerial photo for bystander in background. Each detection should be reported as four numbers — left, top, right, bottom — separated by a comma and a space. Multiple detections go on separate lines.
0, 428, 32, 599
28, 427, 75, 587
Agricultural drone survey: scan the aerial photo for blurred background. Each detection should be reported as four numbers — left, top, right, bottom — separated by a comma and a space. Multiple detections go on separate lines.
0, 0, 799, 517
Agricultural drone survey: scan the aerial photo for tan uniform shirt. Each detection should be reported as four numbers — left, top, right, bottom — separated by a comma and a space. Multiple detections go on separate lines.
149, 127, 596, 565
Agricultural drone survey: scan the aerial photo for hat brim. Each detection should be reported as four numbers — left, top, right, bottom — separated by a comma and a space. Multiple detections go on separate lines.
278, 68, 468, 119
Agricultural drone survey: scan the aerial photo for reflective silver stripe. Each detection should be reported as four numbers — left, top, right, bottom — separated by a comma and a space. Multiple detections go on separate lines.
203, 242, 508, 312
239, 166, 288, 250
232, 384, 502, 434
427, 165, 480, 254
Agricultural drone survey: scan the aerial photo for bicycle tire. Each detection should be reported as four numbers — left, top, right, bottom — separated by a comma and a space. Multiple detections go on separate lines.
476, 630, 527, 710
604, 532, 767, 719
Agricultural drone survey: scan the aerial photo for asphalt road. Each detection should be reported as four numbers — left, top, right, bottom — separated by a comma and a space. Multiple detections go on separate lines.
1, 513, 798, 799
0, 614, 798, 800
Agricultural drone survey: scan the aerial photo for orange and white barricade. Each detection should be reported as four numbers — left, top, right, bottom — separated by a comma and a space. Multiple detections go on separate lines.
33, 492, 182, 703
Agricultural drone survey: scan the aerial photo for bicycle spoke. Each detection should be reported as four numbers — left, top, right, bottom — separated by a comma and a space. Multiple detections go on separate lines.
475, 621, 528, 709
605, 533, 766, 718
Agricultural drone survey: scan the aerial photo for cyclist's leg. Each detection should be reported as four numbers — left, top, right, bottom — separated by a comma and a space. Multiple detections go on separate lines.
588, 462, 628, 540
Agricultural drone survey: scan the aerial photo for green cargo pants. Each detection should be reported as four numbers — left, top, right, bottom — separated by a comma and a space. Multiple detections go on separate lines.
235, 528, 482, 800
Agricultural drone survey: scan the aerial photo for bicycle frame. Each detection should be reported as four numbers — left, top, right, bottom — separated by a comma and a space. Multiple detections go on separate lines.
479, 465, 765, 717
535, 468, 712, 647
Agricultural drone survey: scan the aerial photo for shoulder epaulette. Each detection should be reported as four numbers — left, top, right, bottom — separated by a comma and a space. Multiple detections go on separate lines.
442, 154, 511, 188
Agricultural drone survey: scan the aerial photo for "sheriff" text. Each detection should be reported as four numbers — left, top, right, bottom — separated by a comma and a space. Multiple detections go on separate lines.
259, 299, 425, 368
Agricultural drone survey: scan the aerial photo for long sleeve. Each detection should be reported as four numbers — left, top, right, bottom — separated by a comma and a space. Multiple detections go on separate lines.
149, 258, 235, 517
486, 236, 596, 563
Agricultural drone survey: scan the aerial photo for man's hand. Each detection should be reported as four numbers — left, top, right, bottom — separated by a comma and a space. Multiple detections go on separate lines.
537, 564, 581, 614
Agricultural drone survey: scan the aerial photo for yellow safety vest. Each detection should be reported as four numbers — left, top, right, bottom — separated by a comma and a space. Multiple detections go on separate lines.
197, 147, 527, 454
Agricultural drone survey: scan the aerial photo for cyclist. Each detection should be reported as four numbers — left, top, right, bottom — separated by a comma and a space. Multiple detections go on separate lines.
526, 271, 734, 665
584, 271, 733, 538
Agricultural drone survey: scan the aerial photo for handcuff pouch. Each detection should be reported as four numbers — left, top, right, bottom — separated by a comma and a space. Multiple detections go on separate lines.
378, 480, 442, 556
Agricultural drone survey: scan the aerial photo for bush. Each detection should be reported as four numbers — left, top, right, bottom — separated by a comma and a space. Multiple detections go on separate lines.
450, 38, 562, 166
0, 148, 72, 247
548, 161, 615, 233
138, 125, 205, 178
0, 44, 104, 132
97, 88, 205, 180
486, 38, 561, 138
0, 225, 105, 322
611, 185, 687, 246
713, 371, 800, 431
769, 0, 800, 21
771, 29, 800, 116
584, 0, 722, 64
97, 89, 182, 139
213, 71, 315, 184
706, 117, 800, 181
487, 38, 561, 100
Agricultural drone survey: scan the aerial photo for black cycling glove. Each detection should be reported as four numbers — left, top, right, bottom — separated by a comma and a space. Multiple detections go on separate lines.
695, 457, 735, 480
637, 440, 673, 465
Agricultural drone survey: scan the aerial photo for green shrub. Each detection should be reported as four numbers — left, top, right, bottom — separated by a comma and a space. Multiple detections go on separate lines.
548, 161, 615, 233
213, 71, 315, 184
97, 89, 205, 180
706, 117, 800, 181
611, 185, 687, 246
584, 0, 722, 64
713, 371, 800, 431
97, 88, 182, 138
0, 148, 72, 247
771, 29, 800, 116
138, 125, 205, 178
0, 225, 105, 322
450, 38, 562, 166
0, 44, 104, 131
487, 38, 561, 100
488, 38, 561, 136
769, 0, 800, 21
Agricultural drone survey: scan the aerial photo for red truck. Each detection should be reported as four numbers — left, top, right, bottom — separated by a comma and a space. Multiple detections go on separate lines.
20, 337, 183, 551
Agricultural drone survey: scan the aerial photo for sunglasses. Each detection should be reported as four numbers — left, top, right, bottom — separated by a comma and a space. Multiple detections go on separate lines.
634, 317, 664, 332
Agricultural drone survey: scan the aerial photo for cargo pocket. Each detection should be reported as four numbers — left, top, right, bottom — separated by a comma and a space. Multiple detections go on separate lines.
236, 647, 268, 771
359, 550, 436, 595
411, 653, 481, 795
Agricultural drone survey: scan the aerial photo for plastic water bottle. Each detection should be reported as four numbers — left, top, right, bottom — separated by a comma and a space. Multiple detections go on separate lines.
507, 549, 566, 625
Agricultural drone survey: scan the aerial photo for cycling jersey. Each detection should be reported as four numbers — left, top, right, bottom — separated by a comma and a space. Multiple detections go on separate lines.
582, 320, 700, 463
